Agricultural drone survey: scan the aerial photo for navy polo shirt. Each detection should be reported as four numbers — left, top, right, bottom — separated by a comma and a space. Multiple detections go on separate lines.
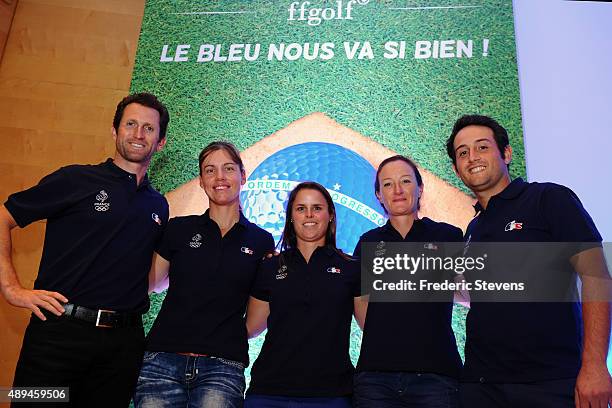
353, 217, 463, 378
462, 178, 602, 383
4, 159, 168, 312
146, 211, 274, 366
248, 246, 360, 397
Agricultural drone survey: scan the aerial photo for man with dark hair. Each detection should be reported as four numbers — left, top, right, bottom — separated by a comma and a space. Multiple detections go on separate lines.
113, 92, 170, 141
0, 92, 169, 407
446, 114, 510, 168
446, 114, 612, 407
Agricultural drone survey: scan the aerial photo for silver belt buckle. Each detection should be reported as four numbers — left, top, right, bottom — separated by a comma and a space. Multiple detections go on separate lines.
96, 309, 116, 328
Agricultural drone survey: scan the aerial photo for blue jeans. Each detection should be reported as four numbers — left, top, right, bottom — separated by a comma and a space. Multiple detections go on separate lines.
134, 352, 245, 408
244, 395, 352, 408
353, 371, 459, 408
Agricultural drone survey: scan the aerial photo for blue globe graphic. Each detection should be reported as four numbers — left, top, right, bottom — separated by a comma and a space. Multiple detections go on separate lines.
240, 142, 386, 253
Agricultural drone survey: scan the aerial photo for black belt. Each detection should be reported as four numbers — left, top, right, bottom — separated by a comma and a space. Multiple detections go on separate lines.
63, 303, 142, 328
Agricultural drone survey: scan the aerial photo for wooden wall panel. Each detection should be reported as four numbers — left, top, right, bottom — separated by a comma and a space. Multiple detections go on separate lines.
0, 0, 18, 61
0, 0, 146, 395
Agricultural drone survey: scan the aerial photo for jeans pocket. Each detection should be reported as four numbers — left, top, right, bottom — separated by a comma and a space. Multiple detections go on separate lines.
201, 356, 246, 398
422, 373, 459, 392
142, 351, 161, 362
210, 356, 245, 370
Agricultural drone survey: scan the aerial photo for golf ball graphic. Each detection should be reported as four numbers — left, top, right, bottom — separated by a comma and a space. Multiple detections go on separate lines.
240, 142, 386, 253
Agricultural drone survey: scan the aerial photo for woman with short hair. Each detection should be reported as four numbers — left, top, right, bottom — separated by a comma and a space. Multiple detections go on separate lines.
352, 155, 463, 408
134, 141, 274, 408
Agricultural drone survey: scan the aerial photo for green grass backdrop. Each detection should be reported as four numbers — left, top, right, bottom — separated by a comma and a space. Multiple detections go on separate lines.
132, 0, 521, 383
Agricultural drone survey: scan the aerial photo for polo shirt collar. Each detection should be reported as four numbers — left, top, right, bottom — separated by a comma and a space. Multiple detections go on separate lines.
198, 209, 248, 229
473, 177, 528, 214
381, 217, 424, 238
321, 244, 336, 257
286, 244, 336, 262
382, 219, 394, 233
103, 158, 151, 188
237, 211, 249, 228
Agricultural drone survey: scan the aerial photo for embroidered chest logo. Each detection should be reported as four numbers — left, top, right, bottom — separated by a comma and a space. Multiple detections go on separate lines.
276, 265, 288, 280
94, 190, 110, 212
327, 266, 342, 274
189, 233, 203, 248
151, 213, 162, 226
504, 220, 523, 232
241, 247, 254, 255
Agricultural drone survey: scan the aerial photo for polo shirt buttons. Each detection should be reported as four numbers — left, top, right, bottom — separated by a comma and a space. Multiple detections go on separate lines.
479, 377, 485, 383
